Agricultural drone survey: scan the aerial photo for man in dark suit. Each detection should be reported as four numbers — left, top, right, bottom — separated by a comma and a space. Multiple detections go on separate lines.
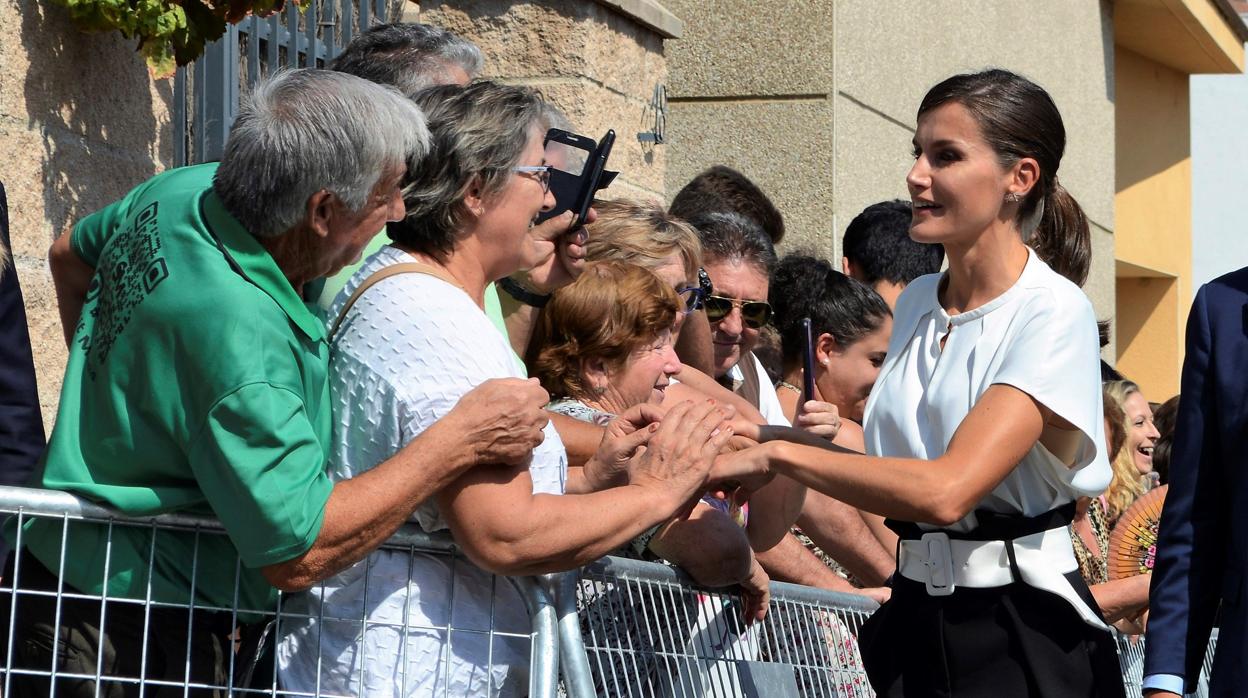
0, 182, 48, 565
1143, 267, 1248, 697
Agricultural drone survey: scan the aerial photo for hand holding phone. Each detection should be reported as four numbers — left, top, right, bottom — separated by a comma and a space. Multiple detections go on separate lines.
801, 318, 817, 406
538, 128, 618, 229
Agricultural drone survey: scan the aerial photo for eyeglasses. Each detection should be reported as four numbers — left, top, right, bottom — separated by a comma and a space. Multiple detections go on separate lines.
513, 165, 552, 193
703, 294, 773, 329
675, 286, 705, 314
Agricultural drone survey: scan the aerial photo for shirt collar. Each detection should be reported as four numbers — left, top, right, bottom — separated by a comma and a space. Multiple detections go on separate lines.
932, 247, 1040, 327
200, 190, 326, 343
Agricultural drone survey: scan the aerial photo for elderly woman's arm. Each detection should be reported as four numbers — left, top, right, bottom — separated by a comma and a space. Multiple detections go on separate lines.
439, 400, 737, 576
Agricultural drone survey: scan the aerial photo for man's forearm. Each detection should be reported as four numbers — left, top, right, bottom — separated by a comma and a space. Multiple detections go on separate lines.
48, 232, 94, 345
261, 415, 475, 591
755, 532, 857, 592
796, 489, 895, 586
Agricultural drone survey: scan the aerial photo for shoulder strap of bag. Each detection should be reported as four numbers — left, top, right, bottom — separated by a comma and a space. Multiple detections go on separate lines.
329, 262, 462, 341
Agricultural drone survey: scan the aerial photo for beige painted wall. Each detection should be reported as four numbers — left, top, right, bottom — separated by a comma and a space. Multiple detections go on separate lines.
1113, 46, 1193, 400
665, 0, 1118, 329
1, 0, 175, 433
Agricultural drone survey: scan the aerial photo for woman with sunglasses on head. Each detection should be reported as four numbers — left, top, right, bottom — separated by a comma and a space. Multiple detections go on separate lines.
721, 69, 1122, 697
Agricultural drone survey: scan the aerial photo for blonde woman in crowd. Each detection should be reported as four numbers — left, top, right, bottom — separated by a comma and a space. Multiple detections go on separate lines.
1103, 379, 1160, 523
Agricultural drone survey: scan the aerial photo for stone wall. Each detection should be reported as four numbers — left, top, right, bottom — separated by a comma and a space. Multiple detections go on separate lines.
419, 0, 675, 204
1, 0, 175, 433
3, 0, 675, 428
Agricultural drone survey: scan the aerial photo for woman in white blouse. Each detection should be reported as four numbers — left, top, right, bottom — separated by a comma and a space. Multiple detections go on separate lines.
726, 69, 1123, 696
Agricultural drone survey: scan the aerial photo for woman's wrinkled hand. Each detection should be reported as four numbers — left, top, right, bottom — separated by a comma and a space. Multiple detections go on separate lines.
794, 400, 841, 441
517, 207, 598, 294
626, 400, 735, 508
583, 402, 667, 490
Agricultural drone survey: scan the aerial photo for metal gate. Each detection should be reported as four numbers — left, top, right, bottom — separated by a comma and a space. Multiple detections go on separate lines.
172, 0, 392, 167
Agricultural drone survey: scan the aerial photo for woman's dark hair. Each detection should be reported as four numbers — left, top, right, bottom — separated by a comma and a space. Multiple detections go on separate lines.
1152, 394, 1181, 439
688, 211, 777, 277
669, 165, 786, 243
919, 69, 1090, 287
1152, 433, 1172, 486
389, 80, 545, 260
769, 254, 892, 368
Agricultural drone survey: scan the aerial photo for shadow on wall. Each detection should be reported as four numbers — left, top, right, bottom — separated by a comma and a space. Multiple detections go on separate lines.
20, 0, 174, 241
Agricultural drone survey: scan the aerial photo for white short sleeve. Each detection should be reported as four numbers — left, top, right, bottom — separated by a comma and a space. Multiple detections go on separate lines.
991, 290, 1107, 483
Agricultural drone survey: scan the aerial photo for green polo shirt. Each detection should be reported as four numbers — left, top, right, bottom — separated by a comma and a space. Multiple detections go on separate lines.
16, 163, 334, 611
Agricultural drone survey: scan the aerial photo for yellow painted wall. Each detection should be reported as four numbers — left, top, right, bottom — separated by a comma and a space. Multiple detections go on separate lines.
1115, 276, 1181, 400
1113, 47, 1192, 400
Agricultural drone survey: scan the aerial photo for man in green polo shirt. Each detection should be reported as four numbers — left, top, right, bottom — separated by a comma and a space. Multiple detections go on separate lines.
1, 69, 550, 695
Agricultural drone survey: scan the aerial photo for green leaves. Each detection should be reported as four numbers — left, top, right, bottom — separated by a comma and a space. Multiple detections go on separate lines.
52, 0, 295, 78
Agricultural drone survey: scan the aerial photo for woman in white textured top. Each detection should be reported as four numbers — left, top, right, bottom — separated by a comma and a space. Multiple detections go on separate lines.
725, 69, 1123, 697
276, 81, 743, 698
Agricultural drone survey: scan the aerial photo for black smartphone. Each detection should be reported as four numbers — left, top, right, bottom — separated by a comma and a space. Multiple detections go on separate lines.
802, 318, 817, 406
538, 128, 618, 229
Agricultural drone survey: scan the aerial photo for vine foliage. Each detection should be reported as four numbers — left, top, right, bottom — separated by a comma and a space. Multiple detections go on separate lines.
53, 0, 301, 78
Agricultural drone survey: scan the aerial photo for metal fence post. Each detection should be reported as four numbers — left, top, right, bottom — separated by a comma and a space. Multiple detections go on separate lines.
198, 24, 240, 162
546, 571, 596, 698
513, 576, 560, 698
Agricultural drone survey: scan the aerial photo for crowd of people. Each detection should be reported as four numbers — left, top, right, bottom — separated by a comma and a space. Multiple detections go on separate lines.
0, 19, 1237, 698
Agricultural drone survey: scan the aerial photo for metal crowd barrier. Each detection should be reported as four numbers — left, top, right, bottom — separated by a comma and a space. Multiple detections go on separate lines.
560, 556, 879, 698
0, 485, 1224, 697
0, 485, 559, 698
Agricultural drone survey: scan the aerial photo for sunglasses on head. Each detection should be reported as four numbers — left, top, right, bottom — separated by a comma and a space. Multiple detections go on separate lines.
703, 295, 773, 329
675, 286, 705, 314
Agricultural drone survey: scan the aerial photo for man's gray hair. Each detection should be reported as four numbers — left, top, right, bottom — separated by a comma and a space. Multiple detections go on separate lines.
329, 22, 484, 97
213, 69, 429, 239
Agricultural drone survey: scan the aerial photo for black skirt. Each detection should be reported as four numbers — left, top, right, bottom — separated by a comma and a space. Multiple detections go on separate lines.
858, 575, 1125, 698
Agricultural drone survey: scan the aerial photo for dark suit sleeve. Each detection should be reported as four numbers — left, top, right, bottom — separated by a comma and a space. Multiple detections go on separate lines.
1144, 283, 1227, 692
0, 183, 46, 488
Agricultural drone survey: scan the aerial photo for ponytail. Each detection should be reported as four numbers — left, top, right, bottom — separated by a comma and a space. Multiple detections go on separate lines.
1028, 180, 1090, 287
917, 70, 1092, 288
